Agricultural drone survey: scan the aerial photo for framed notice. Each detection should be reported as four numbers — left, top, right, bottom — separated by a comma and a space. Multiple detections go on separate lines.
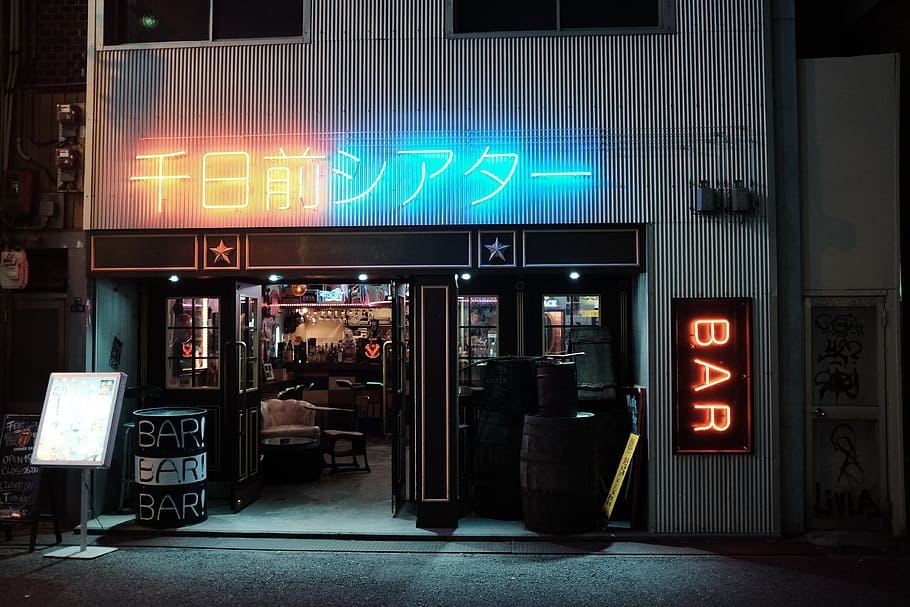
31, 372, 128, 468
0, 414, 41, 521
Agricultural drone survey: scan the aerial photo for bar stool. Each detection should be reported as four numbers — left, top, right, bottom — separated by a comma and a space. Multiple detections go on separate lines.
322, 380, 371, 473
117, 421, 136, 513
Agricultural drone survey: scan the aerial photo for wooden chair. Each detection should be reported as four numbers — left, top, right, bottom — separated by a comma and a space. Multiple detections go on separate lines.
323, 380, 371, 473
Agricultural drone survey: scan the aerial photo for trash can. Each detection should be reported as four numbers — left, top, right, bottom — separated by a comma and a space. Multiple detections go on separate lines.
134, 407, 207, 527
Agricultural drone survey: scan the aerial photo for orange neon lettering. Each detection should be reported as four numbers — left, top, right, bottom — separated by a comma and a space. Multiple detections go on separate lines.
299, 164, 321, 210
263, 147, 325, 210
692, 403, 731, 432
130, 151, 191, 213
692, 318, 730, 346
692, 358, 732, 392
202, 151, 250, 209
266, 166, 291, 210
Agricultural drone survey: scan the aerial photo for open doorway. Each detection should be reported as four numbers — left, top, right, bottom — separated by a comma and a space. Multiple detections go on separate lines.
252, 280, 411, 526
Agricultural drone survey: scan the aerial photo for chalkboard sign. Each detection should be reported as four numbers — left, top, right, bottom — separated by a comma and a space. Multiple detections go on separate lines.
32, 372, 127, 468
0, 414, 42, 521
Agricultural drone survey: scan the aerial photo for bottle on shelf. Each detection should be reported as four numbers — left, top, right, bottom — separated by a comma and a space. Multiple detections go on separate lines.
285, 338, 294, 364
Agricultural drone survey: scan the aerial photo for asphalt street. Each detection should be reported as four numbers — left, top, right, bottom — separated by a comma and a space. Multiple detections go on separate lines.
1, 534, 908, 606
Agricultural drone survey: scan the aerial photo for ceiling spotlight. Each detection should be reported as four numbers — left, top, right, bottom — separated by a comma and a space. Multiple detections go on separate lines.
168, 274, 180, 283
460, 273, 472, 280
358, 273, 368, 282
569, 271, 581, 280
268, 274, 282, 282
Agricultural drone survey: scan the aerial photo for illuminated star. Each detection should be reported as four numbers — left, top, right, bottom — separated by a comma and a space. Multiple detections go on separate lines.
209, 239, 234, 264
484, 237, 511, 262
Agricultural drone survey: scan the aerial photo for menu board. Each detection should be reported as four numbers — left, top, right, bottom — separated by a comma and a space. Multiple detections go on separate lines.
0, 414, 41, 521
31, 372, 127, 468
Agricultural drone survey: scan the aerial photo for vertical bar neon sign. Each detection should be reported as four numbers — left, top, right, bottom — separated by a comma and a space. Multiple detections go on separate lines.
672, 298, 752, 453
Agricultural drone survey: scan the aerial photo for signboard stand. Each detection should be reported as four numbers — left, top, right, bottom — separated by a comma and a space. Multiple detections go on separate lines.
44, 469, 116, 559
31, 372, 128, 560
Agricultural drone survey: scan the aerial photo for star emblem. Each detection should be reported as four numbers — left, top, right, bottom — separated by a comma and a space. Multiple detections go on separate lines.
209, 239, 234, 264
484, 237, 511, 262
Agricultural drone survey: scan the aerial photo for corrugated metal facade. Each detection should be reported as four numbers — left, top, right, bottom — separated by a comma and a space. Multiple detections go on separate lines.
87, 0, 776, 534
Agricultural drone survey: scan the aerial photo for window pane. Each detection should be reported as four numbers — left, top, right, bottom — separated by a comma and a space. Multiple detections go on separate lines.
214, 0, 303, 39
560, 1, 660, 29
454, 0, 556, 33
543, 294, 600, 354
457, 296, 499, 386
105, 0, 209, 44
167, 297, 220, 389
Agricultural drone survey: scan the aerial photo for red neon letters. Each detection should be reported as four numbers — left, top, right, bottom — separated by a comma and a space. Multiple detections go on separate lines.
673, 299, 752, 453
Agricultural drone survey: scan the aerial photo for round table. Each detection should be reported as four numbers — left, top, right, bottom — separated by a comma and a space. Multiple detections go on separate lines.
260, 436, 322, 481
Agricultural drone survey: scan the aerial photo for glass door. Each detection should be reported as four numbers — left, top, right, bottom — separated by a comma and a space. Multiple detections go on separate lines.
389, 280, 410, 515
227, 283, 262, 512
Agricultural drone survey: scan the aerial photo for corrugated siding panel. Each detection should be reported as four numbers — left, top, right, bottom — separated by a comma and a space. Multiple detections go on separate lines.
88, 0, 776, 534
90, 0, 768, 231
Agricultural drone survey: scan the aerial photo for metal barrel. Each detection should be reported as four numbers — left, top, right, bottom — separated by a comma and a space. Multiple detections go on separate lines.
133, 407, 207, 528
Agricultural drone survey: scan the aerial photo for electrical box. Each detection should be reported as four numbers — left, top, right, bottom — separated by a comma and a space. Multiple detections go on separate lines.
2, 170, 34, 216
55, 102, 85, 192
56, 104, 82, 138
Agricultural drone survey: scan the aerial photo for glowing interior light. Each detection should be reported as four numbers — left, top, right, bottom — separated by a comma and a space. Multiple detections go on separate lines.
268, 274, 281, 282
168, 274, 179, 283
460, 273, 471, 280
358, 273, 368, 281
529, 171, 592, 178
202, 151, 250, 209
130, 151, 190, 213
692, 403, 732, 432
692, 358, 732, 392
569, 271, 581, 280
692, 318, 731, 346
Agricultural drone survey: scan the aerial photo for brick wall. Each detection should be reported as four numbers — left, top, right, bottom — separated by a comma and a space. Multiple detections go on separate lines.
27, 0, 88, 86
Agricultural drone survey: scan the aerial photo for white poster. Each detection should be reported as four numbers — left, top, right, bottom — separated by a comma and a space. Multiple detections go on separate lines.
31, 372, 127, 468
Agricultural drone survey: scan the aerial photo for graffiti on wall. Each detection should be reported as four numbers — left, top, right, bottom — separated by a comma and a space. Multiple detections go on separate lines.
809, 303, 884, 528
812, 422, 882, 522
810, 307, 877, 407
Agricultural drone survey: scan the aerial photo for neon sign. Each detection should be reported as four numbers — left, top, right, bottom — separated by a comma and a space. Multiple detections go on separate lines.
672, 298, 752, 453
127, 135, 595, 222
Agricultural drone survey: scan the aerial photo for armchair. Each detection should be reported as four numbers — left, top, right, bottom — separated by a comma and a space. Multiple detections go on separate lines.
259, 398, 370, 473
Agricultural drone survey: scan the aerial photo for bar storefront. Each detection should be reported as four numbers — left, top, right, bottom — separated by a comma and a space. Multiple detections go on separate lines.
83, 0, 780, 536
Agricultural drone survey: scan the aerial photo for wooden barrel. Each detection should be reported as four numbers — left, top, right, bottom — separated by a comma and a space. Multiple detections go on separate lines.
520, 412, 599, 533
134, 407, 207, 528
480, 357, 538, 416
472, 408, 524, 519
536, 361, 578, 417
